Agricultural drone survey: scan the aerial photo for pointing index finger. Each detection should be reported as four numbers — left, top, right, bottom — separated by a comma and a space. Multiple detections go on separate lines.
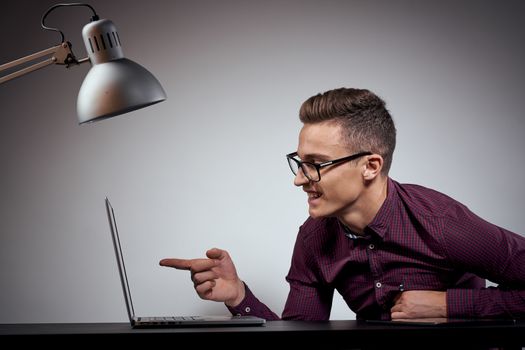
159, 258, 193, 270
159, 258, 218, 272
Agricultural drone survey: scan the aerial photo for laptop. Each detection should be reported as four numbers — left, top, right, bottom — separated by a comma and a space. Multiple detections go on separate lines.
105, 197, 266, 328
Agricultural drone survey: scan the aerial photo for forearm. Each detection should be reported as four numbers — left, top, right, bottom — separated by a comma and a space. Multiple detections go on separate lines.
442, 205, 525, 318
280, 280, 333, 321
226, 283, 280, 320
447, 288, 525, 318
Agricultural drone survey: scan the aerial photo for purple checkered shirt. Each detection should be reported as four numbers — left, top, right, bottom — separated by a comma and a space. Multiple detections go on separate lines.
228, 178, 525, 320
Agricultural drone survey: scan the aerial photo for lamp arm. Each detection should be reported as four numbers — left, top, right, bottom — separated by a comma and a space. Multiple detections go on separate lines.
0, 41, 88, 84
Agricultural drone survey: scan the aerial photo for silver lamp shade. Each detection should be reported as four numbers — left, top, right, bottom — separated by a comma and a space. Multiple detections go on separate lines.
77, 19, 166, 124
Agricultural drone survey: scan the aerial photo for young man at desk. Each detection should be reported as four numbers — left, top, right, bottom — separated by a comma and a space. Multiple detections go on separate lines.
160, 87, 525, 321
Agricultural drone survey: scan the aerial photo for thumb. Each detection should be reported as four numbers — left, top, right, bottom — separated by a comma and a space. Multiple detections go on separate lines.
206, 247, 227, 260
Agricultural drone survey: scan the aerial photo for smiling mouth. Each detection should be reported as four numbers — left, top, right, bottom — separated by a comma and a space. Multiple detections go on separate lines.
307, 192, 322, 199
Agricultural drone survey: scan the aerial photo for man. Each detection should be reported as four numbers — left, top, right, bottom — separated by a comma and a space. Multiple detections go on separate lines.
160, 88, 525, 320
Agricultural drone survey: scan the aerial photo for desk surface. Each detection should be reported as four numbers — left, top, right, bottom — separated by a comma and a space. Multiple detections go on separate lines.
1, 320, 523, 349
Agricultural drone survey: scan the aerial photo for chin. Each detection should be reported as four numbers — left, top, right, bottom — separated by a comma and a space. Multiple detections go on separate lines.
308, 207, 330, 219
308, 202, 344, 219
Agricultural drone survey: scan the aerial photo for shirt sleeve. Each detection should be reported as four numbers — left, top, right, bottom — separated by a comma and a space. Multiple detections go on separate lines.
281, 225, 334, 320
226, 283, 280, 320
281, 279, 334, 320
441, 202, 525, 318
227, 222, 335, 321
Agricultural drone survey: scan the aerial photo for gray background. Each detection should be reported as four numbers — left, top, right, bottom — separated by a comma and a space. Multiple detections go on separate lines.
1, 0, 524, 323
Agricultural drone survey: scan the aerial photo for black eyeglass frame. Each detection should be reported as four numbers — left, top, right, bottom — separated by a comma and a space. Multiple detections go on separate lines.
286, 151, 373, 182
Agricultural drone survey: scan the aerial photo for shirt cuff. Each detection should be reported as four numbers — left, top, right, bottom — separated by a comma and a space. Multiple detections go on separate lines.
447, 289, 477, 318
226, 282, 256, 316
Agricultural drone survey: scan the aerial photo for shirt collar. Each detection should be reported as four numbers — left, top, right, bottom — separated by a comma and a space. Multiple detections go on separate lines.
341, 224, 363, 240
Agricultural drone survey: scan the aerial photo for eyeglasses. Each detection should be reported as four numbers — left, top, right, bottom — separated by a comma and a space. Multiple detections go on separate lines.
286, 151, 372, 182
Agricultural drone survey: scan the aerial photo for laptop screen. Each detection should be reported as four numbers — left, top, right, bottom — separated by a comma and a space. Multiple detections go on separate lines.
106, 197, 136, 322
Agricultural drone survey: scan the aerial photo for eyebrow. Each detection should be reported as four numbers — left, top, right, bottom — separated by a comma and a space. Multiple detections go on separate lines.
299, 152, 332, 162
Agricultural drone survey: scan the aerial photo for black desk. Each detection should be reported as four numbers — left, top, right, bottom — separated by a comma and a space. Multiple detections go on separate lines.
1, 320, 524, 349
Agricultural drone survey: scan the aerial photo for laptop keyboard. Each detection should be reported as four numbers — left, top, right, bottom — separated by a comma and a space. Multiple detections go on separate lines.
139, 316, 200, 322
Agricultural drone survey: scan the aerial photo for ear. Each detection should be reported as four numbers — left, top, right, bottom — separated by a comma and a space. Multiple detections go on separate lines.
362, 154, 383, 180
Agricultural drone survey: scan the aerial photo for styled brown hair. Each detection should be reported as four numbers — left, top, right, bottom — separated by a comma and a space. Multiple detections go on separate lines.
299, 88, 396, 175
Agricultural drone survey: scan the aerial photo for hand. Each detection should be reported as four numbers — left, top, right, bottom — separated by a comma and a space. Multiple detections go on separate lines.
159, 248, 245, 307
390, 290, 447, 319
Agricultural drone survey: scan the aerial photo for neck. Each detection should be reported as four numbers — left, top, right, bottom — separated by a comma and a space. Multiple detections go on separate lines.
338, 176, 388, 234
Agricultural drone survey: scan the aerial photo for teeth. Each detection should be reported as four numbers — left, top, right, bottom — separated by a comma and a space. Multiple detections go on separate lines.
308, 192, 321, 198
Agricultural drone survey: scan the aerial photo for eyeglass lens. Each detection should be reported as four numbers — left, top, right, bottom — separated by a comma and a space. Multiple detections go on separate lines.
287, 157, 319, 181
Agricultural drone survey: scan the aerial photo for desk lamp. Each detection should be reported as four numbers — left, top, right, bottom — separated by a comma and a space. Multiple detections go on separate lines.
0, 2, 166, 124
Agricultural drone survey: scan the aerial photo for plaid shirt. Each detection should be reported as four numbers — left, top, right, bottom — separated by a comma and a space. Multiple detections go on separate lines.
229, 178, 525, 320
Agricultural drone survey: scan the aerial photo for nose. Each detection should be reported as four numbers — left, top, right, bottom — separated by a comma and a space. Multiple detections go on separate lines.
293, 168, 310, 187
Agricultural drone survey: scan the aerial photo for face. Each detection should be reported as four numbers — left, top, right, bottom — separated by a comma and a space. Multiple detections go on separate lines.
294, 121, 367, 219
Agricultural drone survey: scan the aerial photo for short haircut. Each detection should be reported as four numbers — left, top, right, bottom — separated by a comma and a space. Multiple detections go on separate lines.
299, 87, 396, 175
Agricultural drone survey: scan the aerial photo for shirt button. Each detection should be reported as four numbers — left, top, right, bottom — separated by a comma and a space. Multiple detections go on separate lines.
375, 282, 382, 288
244, 307, 251, 313
368, 244, 375, 250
